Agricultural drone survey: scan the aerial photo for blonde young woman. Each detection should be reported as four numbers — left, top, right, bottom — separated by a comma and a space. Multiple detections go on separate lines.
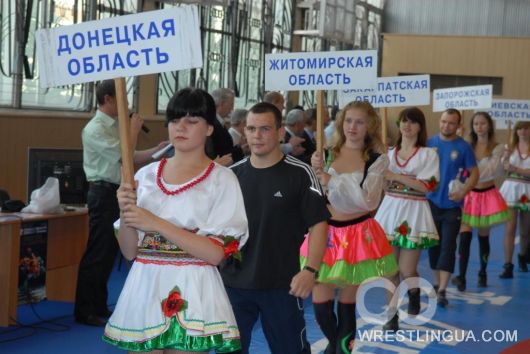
374, 107, 440, 331
499, 120, 530, 278
452, 112, 510, 291
300, 101, 398, 354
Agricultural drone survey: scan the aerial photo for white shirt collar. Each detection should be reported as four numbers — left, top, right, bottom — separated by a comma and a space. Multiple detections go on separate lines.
285, 126, 296, 137
229, 127, 242, 138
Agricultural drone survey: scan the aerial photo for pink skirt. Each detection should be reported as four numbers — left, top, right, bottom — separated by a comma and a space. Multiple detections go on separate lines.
462, 186, 511, 228
300, 215, 398, 287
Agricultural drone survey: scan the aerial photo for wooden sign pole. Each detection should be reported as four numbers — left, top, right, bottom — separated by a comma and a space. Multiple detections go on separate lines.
115, 77, 135, 185
507, 120, 513, 147
382, 107, 388, 149
316, 90, 325, 154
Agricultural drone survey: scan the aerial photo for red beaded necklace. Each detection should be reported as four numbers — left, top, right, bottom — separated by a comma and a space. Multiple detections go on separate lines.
156, 158, 215, 196
394, 146, 420, 168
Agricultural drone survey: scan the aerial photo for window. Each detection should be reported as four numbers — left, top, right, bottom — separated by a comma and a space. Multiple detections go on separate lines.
157, 0, 294, 112
295, 0, 384, 108
0, 0, 137, 111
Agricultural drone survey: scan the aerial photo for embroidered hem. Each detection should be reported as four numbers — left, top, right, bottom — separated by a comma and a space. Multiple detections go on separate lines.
388, 233, 439, 250
103, 317, 240, 353
507, 202, 529, 212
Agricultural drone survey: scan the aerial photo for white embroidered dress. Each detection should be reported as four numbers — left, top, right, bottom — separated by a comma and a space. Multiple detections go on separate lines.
103, 161, 248, 351
500, 148, 530, 211
375, 147, 440, 249
476, 144, 505, 184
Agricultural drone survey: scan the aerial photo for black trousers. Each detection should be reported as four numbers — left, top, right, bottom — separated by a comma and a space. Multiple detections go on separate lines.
74, 183, 120, 319
428, 201, 462, 274
225, 287, 310, 354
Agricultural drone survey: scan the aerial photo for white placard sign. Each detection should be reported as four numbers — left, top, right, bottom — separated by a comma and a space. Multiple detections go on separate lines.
265, 50, 377, 91
486, 99, 530, 129
337, 75, 430, 108
36, 6, 202, 88
432, 85, 492, 112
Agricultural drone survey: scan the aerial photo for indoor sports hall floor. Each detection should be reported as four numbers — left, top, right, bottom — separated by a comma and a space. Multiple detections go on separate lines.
1, 223, 528, 354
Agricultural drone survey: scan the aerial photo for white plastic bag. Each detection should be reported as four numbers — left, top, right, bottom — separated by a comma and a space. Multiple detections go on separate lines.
22, 177, 63, 214
448, 168, 465, 197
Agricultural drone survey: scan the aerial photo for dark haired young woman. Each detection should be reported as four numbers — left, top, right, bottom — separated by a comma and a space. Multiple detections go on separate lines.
103, 88, 248, 353
375, 107, 440, 331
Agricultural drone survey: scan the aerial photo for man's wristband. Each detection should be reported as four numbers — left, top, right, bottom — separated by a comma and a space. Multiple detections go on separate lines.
303, 265, 319, 278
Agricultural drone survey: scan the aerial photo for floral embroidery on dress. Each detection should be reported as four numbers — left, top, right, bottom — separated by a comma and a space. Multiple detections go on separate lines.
209, 235, 242, 260
339, 236, 349, 249
520, 194, 529, 211
364, 225, 373, 244
424, 176, 439, 192
161, 286, 187, 318
142, 230, 199, 252
395, 221, 411, 238
223, 236, 241, 261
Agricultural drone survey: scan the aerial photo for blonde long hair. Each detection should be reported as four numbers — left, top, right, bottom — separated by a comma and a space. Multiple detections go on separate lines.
329, 101, 384, 161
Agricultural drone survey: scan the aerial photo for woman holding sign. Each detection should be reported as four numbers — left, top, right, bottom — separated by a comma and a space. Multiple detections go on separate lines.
103, 88, 248, 353
374, 107, 440, 331
499, 120, 530, 278
301, 101, 398, 354
451, 112, 510, 290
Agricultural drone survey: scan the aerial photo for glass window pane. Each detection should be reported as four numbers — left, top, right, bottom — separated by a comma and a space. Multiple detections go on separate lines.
1, 0, 138, 110
0, 1, 15, 106
367, 0, 385, 8
157, 1, 293, 112
17, 0, 92, 110
20, 0, 89, 108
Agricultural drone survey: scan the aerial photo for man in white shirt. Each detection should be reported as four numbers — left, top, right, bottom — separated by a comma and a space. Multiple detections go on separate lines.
75, 80, 167, 327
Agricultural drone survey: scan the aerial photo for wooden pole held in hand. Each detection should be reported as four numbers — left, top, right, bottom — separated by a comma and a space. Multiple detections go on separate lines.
115, 77, 134, 185
382, 107, 388, 149
507, 120, 513, 147
316, 90, 325, 154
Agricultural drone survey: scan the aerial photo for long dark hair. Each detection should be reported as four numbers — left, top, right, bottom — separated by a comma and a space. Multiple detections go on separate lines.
395, 107, 427, 149
469, 112, 497, 157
